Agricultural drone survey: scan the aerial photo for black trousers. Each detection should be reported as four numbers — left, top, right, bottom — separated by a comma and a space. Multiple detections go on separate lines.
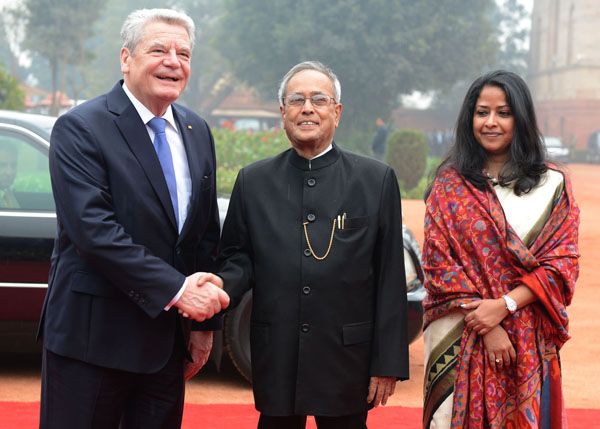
40, 346, 185, 429
258, 412, 368, 429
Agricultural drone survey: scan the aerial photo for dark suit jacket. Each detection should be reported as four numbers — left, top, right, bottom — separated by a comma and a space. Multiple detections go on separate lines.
218, 145, 409, 416
39, 81, 220, 373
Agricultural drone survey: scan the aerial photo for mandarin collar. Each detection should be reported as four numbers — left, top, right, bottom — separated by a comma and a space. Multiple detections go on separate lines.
288, 143, 341, 171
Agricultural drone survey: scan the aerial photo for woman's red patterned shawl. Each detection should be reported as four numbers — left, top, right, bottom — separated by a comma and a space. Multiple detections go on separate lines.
422, 166, 580, 427
423, 166, 579, 346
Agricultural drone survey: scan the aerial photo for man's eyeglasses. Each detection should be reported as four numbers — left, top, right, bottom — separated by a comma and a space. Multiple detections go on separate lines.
283, 93, 336, 108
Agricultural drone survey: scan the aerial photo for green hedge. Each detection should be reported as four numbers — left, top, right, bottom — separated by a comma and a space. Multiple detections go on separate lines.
214, 128, 436, 200
385, 129, 428, 192
398, 156, 440, 199
214, 129, 290, 194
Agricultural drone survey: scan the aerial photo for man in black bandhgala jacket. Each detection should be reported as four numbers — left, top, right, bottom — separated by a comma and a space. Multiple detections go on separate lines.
217, 61, 409, 429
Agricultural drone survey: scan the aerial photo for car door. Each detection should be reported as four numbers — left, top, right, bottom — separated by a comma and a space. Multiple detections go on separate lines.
0, 124, 55, 324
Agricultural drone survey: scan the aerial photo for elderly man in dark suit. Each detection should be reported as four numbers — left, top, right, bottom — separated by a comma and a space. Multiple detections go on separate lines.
217, 61, 409, 429
38, 8, 229, 429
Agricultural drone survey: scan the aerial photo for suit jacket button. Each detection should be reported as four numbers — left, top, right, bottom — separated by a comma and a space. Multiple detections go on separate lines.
301, 323, 310, 333
307, 213, 316, 222
303, 248, 312, 257
176, 247, 182, 255
302, 286, 311, 295
307, 178, 316, 187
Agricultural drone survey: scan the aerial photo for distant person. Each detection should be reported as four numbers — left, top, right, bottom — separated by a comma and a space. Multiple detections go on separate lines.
422, 70, 580, 427
371, 117, 388, 160
39, 8, 229, 428
217, 61, 409, 429
0, 143, 19, 208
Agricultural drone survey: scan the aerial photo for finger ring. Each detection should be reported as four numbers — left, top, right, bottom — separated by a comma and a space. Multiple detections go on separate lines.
495, 358, 502, 363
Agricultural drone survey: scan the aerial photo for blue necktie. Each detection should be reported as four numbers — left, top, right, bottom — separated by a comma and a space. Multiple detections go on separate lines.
148, 117, 179, 227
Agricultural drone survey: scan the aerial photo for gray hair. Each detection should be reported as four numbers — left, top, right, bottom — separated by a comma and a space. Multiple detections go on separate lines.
278, 61, 341, 107
121, 8, 196, 55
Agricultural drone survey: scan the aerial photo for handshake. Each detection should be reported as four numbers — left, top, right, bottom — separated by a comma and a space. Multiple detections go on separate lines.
175, 272, 230, 321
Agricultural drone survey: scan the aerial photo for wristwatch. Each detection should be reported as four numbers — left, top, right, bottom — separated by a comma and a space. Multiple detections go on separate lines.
501, 295, 517, 314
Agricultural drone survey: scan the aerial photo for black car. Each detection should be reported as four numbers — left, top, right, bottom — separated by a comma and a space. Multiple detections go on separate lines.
0, 110, 56, 354
0, 109, 425, 382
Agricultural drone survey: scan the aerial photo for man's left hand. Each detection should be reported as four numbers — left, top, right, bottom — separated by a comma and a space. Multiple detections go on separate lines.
367, 376, 396, 406
184, 331, 213, 380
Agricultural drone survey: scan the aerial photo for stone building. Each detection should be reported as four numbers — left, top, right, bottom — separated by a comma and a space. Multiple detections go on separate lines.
528, 0, 600, 153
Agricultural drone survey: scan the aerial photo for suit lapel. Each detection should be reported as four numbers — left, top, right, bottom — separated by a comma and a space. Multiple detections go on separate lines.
108, 83, 178, 232
173, 105, 201, 240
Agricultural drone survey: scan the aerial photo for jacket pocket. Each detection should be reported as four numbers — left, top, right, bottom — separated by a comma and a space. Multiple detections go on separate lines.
342, 215, 369, 230
342, 321, 373, 346
250, 321, 270, 345
70, 271, 119, 298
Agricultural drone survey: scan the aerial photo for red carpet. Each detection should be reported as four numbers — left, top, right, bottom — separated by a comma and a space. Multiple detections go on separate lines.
1, 402, 598, 428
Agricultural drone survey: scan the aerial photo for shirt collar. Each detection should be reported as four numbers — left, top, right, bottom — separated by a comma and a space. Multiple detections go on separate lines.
122, 82, 177, 131
309, 144, 333, 160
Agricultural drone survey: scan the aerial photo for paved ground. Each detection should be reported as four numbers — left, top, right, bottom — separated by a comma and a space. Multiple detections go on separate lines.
1, 164, 598, 410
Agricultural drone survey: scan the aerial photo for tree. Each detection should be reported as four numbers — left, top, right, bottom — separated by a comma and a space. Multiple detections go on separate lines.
20, 0, 105, 115
494, 0, 530, 76
176, 0, 236, 117
429, 0, 530, 122
216, 0, 499, 147
86, 0, 164, 98
0, 5, 21, 81
0, 62, 25, 110
386, 129, 427, 191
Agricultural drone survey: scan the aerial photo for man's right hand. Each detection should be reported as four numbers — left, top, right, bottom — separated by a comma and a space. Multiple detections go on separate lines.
175, 272, 230, 321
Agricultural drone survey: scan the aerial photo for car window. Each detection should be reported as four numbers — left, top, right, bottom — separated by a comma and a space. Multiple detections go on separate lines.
0, 131, 54, 212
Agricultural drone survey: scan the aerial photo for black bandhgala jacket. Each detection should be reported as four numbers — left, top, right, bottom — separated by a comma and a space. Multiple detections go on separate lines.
219, 144, 409, 416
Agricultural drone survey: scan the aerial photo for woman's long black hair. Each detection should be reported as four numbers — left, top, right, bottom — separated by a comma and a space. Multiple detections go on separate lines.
425, 70, 547, 200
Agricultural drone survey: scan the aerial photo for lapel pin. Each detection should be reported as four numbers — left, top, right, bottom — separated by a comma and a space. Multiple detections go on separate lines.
187, 125, 192, 130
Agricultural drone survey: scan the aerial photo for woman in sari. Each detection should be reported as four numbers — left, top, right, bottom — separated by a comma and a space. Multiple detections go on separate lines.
422, 70, 580, 428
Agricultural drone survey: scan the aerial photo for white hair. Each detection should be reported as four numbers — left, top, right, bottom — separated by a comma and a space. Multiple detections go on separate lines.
278, 61, 341, 107
121, 8, 195, 55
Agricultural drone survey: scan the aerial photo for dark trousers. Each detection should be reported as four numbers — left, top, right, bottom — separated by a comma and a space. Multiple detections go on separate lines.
258, 412, 368, 429
40, 346, 185, 429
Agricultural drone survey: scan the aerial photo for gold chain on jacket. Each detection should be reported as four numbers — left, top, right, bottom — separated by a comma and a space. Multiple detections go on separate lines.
302, 219, 337, 260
